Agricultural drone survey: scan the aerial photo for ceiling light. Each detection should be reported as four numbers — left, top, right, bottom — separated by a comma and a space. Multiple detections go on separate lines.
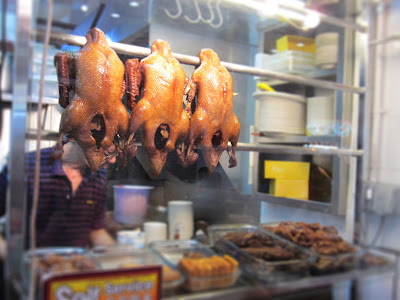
129, 1, 140, 7
111, 13, 120, 18
303, 11, 320, 30
80, 4, 88, 12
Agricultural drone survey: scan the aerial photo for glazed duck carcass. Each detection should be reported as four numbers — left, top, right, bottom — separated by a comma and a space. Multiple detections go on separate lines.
53, 28, 129, 171
125, 40, 189, 177
181, 49, 240, 172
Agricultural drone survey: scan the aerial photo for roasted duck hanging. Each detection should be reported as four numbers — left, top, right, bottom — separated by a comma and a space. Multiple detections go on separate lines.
53, 28, 130, 171
179, 49, 240, 173
125, 40, 189, 177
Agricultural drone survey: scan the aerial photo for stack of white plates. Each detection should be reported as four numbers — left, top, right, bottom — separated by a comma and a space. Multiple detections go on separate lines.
316, 33, 338, 69
253, 91, 306, 135
306, 95, 334, 136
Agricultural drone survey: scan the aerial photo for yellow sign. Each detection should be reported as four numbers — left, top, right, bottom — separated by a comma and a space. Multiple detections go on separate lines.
44, 266, 162, 300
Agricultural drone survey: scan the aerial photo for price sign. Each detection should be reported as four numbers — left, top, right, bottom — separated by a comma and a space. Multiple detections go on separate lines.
43, 266, 162, 300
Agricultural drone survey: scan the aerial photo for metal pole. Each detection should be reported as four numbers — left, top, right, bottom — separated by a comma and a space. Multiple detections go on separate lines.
236, 143, 363, 157
6, 0, 32, 296
35, 31, 366, 94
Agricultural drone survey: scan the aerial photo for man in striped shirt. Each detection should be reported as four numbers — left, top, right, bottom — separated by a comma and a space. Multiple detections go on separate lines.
1, 141, 116, 249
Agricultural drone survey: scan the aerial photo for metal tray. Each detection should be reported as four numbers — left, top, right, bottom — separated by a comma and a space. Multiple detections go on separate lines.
22, 247, 98, 294
150, 240, 240, 292
91, 245, 185, 294
260, 222, 364, 274
358, 246, 396, 272
208, 224, 314, 283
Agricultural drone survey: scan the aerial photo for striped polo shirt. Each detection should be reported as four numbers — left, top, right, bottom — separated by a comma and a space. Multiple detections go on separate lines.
0, 166, 7, 216
26, 148, 108, 248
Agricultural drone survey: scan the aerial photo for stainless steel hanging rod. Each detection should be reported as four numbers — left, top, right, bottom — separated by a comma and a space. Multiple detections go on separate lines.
35, 31, 365, 95
237, 143, 363, 157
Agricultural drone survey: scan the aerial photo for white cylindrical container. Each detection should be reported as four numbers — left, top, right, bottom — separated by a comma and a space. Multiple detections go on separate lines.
143, 221, 167, 245
253, 91, 306, 135
316, 32, 339, 69
306, 95, 334, 136
117, 230, 146, 248
168, 201, 194, 240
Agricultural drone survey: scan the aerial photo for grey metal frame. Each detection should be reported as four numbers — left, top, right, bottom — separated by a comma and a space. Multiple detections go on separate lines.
5, 2, 368, 297
5, 0, 33, 296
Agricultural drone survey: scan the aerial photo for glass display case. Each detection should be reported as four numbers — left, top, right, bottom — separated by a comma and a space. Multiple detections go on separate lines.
1, 0, 400, 299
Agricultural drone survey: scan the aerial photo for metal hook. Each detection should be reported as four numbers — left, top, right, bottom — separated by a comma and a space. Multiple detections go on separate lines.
201, 0, 215, 24
184, 0, 202, 24
164, 0, 182, 19
207, 0, 223, 28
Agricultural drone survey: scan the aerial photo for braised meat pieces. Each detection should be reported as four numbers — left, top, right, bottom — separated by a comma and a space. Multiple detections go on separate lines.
223, 231, 300, 261
125, 40, 189, 177
263, 222, 356, 256
54, 28, 129, 171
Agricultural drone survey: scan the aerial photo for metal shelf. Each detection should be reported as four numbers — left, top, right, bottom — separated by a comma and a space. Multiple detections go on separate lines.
252, 133, 340, 145
254, 192, 332, 214
35, 31, 365, 95
164, 263, 394, 300
24, 129, 361, 157
237, 143, 362, 157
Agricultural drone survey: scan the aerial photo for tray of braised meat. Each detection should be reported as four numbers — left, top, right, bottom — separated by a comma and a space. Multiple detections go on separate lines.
22, 247, 99, 297
261, 222, 364, 274
150, 240, 240, 292
208, 224, 315, 283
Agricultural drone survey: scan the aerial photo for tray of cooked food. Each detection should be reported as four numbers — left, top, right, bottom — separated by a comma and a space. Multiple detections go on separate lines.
150, 240, 240, 292
359, 246, 396, 271
260, 221, 364, 274
208, 224, 314, 283
91, 245, 185, 294
22, 247, 99, 294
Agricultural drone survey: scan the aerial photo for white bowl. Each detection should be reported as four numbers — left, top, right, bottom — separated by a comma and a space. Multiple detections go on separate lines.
253, 91, 306, 135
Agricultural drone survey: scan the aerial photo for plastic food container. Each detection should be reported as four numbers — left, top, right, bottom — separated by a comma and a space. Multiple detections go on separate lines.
113, 185, 154, 225
91, 245, 184, 294
260, 222, 364, 274
253, 91, 306, 135
22, 247, 98, 294
208, 224, 314, 283
150, 240, 240, 292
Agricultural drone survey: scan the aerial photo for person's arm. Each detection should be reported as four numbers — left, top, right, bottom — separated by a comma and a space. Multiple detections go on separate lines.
89, 228, 116, 246
0, 235, 6, 260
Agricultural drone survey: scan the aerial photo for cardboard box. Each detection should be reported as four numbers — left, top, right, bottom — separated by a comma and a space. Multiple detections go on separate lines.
264, 160, 310, 180
277, 35, 316, 53
269, 179, 309, 200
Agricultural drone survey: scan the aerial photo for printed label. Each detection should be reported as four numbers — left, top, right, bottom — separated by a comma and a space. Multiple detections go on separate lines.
44, 266, 161, 300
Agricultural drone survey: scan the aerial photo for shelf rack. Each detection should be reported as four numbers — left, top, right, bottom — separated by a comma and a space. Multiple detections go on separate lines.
31, 30, 364, 159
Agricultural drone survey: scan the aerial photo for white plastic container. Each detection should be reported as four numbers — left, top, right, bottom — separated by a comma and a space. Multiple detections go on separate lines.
253, 91, 306, 135
143, 221, 167, 244
113, 185, 153, 225
117, 230, 146, 248
306, 95, 334, 136
168, 201, 194, 240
